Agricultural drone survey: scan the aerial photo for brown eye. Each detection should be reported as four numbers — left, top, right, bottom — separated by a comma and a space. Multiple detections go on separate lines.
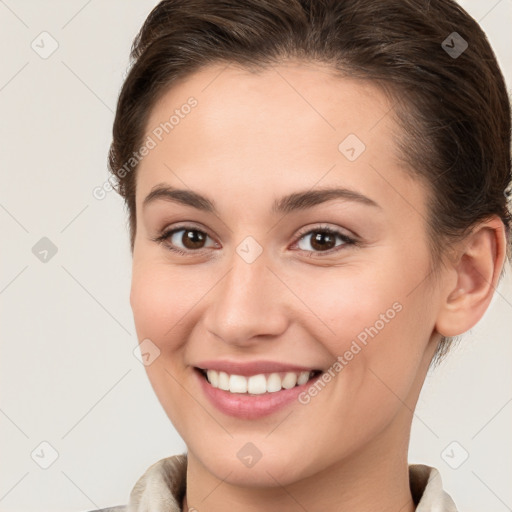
154, 226, 217, 255
306, 231, 337, 251
295, 226, 357, 255
178, 229, 207, 249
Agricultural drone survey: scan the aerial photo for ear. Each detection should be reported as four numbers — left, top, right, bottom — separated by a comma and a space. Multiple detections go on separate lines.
435, 216, 508, 337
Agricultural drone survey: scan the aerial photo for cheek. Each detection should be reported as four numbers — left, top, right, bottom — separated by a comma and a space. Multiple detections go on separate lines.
294, 249, 435, 392
289, 262, 403, 348
130, 263, 197, 427
129, 262, 192, 351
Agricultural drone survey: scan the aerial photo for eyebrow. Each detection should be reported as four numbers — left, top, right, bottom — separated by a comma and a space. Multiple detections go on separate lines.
142, 183, 381, 215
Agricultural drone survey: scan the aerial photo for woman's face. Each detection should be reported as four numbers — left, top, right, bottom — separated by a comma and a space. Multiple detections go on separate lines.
130, 62, 443, 486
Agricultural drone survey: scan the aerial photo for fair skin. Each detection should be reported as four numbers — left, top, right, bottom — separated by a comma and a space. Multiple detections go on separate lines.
130, 61, 506, 512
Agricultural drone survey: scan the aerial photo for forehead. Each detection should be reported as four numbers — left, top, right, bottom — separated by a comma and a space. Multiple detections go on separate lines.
136, 61, 424, 218
143, 61, 394, 156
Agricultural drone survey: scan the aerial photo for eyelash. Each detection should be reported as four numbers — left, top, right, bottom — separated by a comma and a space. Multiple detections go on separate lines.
151, 224, 358, 258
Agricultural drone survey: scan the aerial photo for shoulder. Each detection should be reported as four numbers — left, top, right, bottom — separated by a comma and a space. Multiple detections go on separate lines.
83, 507, 126, 512
409, 464, 458, 512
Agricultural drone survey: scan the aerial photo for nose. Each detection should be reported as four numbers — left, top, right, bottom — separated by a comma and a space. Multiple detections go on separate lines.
202, 249, 289, 347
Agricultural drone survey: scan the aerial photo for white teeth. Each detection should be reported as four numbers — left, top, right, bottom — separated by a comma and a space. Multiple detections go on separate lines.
206, 369, 218, 388
203, 369, 315, 394
282, 372, 298, 389
229, 374, 247, 393
297, 371, 310, 385
266, 373, 282, 393
218, 371, 230, 391
248, 374, 267, 395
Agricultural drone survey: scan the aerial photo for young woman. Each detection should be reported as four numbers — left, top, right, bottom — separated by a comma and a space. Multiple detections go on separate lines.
98, 0, 511, 510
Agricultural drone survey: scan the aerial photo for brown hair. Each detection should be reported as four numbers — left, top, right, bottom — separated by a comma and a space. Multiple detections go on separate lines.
108, 0, 512, 365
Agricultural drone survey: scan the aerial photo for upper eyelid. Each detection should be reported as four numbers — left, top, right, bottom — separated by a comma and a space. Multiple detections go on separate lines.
294, 223, 354, 238
162, 223, 351, 238
163, 223, 216, 242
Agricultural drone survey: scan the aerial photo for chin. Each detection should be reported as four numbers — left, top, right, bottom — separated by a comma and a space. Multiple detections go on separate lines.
189, 440, 317, 488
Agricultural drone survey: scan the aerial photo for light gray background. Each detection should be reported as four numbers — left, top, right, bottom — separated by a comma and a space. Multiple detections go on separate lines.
0, 1, 510, 511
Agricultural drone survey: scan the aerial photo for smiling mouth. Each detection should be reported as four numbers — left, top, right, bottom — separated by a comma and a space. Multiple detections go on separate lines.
195, 367, 322, 395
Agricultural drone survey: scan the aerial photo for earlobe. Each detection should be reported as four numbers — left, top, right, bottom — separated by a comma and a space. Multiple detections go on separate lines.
434, 217, 507, 337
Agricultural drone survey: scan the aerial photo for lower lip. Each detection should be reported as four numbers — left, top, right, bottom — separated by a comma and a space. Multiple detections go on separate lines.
195, 368, 321, 420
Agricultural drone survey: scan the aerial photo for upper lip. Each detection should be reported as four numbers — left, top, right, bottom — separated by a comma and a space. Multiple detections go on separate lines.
195, 360, 322, 376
